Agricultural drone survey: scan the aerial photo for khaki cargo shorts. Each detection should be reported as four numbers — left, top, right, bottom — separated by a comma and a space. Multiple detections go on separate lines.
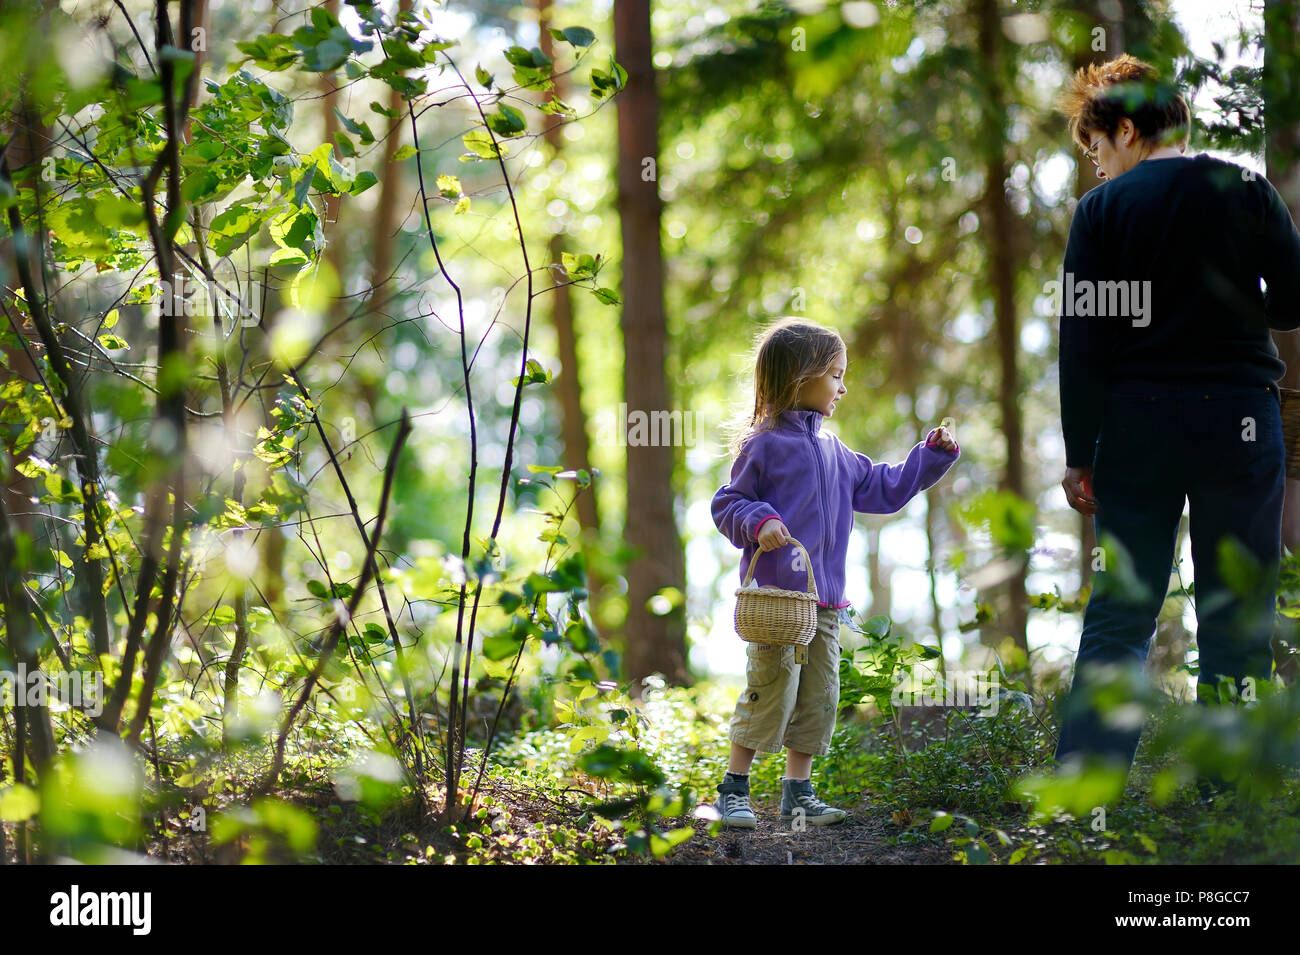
729, 606, 842, 756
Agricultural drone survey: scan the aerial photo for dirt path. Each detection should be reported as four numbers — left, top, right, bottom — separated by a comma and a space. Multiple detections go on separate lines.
654, 799, 954, 865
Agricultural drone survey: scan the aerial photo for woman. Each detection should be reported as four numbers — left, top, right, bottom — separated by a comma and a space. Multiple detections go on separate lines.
1054, 55, 1300, 773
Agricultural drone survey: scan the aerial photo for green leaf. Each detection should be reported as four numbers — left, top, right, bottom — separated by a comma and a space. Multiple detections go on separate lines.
422, 39, 455, 62
303, 39, 349, 72
462, 129, 502, 160
44, 472, 82, 504
578, 744, 621, 776
560, 251, 600, 279
556, 26, 600, 47
15, 456, 52, 479
487, 104, 527, 138
97, 335, 128, 350
334, 107, 375, 145
235, 34, 299, 71
592, 287, 620, 306
349, 171, 378, 196
864, 614, 891, 638
333, 132, 356, 158
0, 784, 39, 822
511, 358, 551, 387
182, 168, 221, 202
504, 45, 552, 69
525, 572, 564, 594
482, 629, 525, 661
565, 618, 598, 653
590, 59, 628, 100
649, 827, 693, 858
392, 144, 418, 162
555, 26, 597, 48
208, 202, 263, 256
930, 812, 954, 832
47, 200, 112, 258
208, 605, 237, 627
92, 194, 145, 230
268, 246, 309, 266
124, 77, 164, 109
475, 64, 493, 88
269, 208, 316, 255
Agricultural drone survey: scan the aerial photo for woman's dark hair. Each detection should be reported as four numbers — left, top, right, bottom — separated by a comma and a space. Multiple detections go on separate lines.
1057, 54, 1190, 152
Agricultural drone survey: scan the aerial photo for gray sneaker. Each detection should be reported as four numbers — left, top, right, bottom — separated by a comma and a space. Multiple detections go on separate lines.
780, 777, 846, 827
714, 776, 757, 829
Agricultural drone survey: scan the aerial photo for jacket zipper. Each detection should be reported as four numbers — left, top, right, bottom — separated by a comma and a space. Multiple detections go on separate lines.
807, 419, 831, 603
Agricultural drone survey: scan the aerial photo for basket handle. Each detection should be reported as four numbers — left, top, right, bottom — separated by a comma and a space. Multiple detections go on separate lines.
741, 537, 818, 599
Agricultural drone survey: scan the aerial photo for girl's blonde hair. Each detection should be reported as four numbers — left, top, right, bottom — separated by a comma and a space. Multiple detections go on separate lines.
724, 317, 846, 457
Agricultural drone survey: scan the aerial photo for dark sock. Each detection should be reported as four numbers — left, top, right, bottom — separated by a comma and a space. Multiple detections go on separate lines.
724, 771, 749, 782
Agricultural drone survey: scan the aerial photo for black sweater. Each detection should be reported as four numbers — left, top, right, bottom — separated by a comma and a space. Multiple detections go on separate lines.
1058, 153, 1300, 467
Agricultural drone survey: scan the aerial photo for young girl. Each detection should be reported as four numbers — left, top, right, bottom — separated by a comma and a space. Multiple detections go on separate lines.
711, 318, 959, 828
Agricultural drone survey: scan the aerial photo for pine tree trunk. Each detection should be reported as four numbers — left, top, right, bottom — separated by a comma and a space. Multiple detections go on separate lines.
976, 0, 1030, 673
613, 0, 688, 690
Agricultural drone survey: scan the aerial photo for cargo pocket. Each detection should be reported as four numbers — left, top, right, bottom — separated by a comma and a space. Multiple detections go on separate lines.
732, 642, 793, 751
743, 642, 788, 702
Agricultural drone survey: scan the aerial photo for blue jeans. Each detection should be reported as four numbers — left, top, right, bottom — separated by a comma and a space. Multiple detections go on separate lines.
1055, 379, 1284, 768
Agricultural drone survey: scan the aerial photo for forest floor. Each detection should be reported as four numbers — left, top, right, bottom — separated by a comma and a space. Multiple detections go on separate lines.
13, 682, 1299, 865
130, 776, 950, 865
648, 800, 953, 865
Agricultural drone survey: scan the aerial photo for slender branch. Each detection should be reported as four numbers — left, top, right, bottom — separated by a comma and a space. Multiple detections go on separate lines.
256, 409, 412, 795
406, 93, 477, 816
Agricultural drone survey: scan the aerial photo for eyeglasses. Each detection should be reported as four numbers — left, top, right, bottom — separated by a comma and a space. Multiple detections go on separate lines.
1084, 134, 1106, 165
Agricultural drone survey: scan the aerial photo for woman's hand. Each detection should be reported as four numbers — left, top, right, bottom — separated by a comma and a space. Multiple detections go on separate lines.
756, 519, 793, 552
1062, 466, 1097, 516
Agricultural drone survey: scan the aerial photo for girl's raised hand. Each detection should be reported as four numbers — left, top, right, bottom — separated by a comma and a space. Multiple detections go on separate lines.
756, 519, 793, 552
926, 425, 958, 453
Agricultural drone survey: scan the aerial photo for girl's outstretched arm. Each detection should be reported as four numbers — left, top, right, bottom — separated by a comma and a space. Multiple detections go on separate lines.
711, 444, 780, 549
850, 437, 958, 514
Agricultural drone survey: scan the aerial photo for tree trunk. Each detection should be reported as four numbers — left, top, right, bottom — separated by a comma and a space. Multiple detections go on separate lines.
976, 0, 1029, 671
1264, 0, 1300, 553
0, 497, 55, 782
866, 522, 893, 623
368, 0, 410, 321
613, 0, 688, 690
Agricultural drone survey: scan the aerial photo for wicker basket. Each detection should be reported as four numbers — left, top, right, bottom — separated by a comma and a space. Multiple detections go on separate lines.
734, 538, 819, 647
1282, 387, 1300, 480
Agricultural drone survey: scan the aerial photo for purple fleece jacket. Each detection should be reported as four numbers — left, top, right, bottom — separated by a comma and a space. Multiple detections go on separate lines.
712, 409, 960, 608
